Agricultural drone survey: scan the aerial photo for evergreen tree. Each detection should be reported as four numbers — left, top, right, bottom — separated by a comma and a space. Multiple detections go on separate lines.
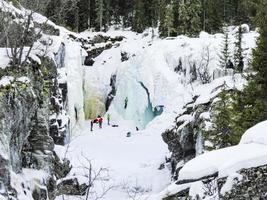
231, 17, 267, 136
233, 26, 243, 72
164, 3, 174, 37
77, 0, 90, 31
45, 0, 63, 24
205, 86, 235, 149
95, 0, 104, 31
219, 28, 231, 69
132, 0, 145, 33
61, 0, 79, 31
204, 0, 223, 33
158, 0, 167, 37
178, 0, 202, 36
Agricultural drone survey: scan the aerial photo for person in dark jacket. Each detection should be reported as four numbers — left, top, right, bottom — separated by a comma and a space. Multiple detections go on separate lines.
124, 97, 128, 109
107, 113, 111, 125
90, 120, 94, 131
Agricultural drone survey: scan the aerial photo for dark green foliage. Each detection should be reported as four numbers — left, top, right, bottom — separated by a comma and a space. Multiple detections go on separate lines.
219, 29, 231, 69
231, 17, 267, 135
203, 0, 223, 33
177, 0, 202, 36
234, 26, 243, 72
45, 0, 63, 24
204, 87, 237, 149
19, 0, 267, 34
132, 0, 145, 33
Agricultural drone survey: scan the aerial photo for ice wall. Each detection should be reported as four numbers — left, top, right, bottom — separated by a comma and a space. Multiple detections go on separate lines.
64, 42, 85, 135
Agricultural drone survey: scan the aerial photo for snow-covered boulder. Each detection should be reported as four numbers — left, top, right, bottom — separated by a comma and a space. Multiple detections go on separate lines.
162, 120, 267, 199
240, 120, 267, 145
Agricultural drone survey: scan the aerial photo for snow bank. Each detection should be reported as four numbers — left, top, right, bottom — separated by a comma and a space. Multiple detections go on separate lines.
240, 120, 267, 145
178, 121, 267, 182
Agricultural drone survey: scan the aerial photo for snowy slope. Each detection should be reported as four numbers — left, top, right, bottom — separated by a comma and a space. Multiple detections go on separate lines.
55, 120, 171, 200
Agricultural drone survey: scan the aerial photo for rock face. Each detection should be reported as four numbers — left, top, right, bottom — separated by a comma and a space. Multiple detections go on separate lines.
162, 98, 212, 179
0, 58, 71, 199
105, 74, 117, 111
218, 165, 267, 199
163, 164, 267, 200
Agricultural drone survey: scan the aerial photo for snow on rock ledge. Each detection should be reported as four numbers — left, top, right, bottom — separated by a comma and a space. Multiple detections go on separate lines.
161, 120, 267, 199
178, 120, 267, 182
239, 120, 267, 145
178, 143, 267, 181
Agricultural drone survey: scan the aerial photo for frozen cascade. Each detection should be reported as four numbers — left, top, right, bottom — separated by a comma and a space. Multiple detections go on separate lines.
64, 41, 85, 135
139, 81, 164, 129
196, 131, 204, 156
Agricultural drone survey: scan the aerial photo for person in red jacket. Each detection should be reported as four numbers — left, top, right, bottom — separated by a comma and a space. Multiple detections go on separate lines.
98, 115, 103, 129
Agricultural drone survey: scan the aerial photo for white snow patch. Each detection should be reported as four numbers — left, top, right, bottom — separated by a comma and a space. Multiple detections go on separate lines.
240, 120, 267, 145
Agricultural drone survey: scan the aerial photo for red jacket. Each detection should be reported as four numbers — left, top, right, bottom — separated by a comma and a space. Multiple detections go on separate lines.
98, 117, 103, 123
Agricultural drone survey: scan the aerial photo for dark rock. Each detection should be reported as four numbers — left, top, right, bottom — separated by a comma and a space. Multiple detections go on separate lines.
105, 74, 117, 111
218, 165, 267, 199
84, 57, 95, 66
34, 22, 60, 36
57, 178, 88, 196
32, 186, 48, 200
84, 43, 113, 66
121, 51, 129, 62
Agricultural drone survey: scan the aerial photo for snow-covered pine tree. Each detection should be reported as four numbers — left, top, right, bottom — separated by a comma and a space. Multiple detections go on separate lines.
233, 25, 243, 72
219, 27, 231, 69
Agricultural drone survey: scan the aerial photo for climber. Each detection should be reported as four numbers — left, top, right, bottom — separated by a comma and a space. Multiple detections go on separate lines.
107, 113, 111, 125
124, 97, 128, 109
90, 120, 93, 131
98, 115, 103, 129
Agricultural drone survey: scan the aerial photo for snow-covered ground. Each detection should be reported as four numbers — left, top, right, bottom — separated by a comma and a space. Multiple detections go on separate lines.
55, 118, 171, 200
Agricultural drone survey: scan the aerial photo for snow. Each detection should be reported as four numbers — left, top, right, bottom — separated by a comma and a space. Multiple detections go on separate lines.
10, 169, 48, 200
178, 121, 267, 182
55, 119, 171, 200
0, 76, 14, 87
17, 76, 30, 83
240, 120, 267, 145
0, 49, 10, 69
0, 2, 262, 198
